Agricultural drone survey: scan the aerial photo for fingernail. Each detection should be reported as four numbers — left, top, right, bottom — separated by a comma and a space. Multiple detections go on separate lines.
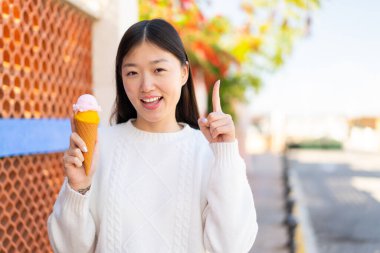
83, 146, 88, 152
201, 118, 208, 123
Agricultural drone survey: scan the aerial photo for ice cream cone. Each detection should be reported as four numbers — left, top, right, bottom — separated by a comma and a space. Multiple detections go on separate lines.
73, 94, 101, 176
74, 117, 98, 175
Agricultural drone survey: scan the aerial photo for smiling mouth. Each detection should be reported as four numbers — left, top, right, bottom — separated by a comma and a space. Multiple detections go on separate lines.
140, 97, 163, 103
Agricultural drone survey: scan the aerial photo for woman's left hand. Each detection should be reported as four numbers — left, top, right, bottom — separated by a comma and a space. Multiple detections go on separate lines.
198, 80, 236, 143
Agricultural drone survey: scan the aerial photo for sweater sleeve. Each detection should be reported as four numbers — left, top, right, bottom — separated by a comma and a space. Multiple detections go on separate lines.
47, 178, 96, 253
203, 140, 258, 253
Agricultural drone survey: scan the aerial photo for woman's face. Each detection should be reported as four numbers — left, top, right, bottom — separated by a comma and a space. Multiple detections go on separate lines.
121, 41, 189, 131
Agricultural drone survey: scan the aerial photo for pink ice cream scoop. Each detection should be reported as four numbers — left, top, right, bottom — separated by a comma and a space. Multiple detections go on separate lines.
73, 94, 101, 113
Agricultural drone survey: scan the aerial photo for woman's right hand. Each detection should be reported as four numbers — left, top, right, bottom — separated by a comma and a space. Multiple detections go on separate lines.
62, 117, 97, 191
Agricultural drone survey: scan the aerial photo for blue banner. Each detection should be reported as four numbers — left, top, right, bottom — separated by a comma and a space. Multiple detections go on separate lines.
0, 118, 72, 157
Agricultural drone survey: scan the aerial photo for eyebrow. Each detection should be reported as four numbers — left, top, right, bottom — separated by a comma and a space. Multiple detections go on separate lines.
122, 58, 169, 68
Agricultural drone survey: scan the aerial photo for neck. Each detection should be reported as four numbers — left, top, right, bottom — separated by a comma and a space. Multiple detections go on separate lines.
133, 118, 182, 133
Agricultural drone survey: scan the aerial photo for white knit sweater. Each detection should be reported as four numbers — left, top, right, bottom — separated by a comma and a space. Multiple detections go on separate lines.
47, 119, 258, 253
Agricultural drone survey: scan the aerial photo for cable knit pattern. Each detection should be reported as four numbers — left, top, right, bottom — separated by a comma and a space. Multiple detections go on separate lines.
105, 134, 124, 253
172, 139, 194, 252
121, 141, 174, 252
47, 119, 258, 253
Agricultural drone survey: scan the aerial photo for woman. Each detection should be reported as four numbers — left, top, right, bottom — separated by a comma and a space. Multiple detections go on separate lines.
48, 18, 258, 253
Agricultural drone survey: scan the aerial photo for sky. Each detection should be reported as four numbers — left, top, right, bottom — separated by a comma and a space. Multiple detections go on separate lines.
202, 0, 380, 118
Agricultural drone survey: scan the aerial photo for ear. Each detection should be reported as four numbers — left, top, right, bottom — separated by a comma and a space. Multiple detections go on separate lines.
181, 61, 189, 86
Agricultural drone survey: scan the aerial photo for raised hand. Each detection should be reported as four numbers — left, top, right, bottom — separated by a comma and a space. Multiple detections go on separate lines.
198, 80, 236, 143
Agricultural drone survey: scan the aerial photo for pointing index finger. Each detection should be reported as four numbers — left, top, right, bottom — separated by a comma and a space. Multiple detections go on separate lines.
212, 80, 222, 112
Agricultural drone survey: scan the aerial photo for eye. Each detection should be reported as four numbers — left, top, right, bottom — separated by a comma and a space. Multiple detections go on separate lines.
126, 71, 137, 76
155, 68, 166, 73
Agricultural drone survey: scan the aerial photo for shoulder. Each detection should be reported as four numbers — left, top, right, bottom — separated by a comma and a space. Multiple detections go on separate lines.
98, 121, 128, 139
97, 122, 130, 153
185, 126, 213, 158
186, 126, 209, 146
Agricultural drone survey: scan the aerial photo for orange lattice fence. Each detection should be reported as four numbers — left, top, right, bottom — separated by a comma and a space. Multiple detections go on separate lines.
0, 154, 65, 252
0, 0, 93, 252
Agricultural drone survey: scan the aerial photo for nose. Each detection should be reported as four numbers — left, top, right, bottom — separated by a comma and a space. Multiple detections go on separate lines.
141, 73, 155, 92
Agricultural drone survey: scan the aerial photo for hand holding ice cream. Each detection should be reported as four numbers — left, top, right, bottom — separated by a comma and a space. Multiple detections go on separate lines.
62, 94, 101, 192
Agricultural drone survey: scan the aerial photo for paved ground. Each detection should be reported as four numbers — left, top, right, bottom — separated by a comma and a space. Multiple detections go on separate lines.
288, 150, 380, 253
247, 153, 289, 253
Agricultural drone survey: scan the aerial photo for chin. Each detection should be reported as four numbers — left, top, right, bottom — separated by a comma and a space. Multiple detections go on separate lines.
138, 114, 164, 124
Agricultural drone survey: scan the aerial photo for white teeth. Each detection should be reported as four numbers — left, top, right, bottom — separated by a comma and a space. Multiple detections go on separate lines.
142, 97, 161, 103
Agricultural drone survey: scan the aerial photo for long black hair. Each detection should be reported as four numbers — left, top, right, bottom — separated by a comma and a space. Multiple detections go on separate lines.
110, 19, 200, 129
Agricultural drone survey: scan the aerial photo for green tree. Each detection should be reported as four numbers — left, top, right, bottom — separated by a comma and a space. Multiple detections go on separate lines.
139, 0, 320, 119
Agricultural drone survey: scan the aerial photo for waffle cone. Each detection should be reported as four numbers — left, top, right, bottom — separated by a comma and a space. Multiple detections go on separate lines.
74, 119, 98, 175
